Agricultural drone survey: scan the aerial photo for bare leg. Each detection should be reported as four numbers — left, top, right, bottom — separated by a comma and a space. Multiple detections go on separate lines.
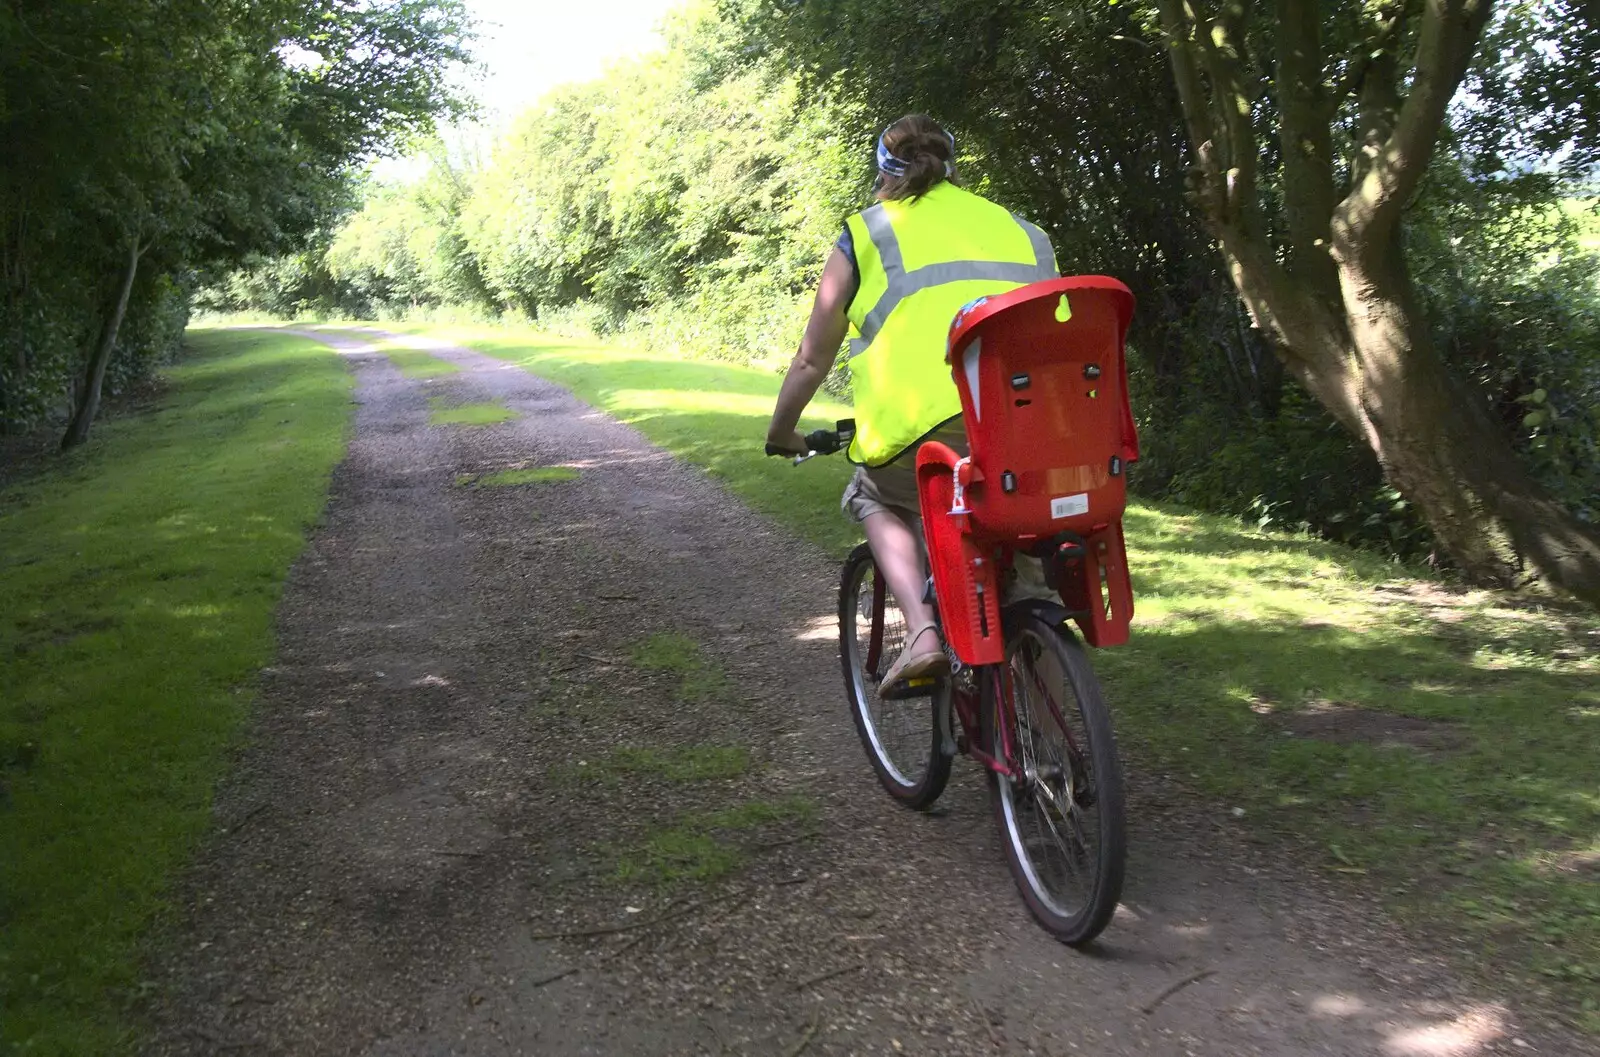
862, 509, 941, 657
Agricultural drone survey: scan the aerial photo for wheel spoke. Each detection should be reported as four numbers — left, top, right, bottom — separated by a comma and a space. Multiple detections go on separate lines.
998, 623, 1116, 930
842, 551, 947, 807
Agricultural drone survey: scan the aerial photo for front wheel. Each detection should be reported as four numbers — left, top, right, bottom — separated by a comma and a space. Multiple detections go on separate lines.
839, 543, 951, 809
990, 614, 1126, 945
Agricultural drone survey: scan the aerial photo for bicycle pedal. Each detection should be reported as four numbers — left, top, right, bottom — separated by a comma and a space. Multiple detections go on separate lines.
880, 675, 938, 701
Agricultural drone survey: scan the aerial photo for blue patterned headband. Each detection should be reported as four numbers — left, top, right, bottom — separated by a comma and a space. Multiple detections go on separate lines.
876, 125, 956, 178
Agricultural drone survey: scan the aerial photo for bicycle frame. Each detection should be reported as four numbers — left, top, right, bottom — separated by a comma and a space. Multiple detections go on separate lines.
864, 573, 888, 676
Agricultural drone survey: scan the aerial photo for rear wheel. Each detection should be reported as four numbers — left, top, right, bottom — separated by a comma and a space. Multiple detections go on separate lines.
839, 543, 951, 809
990, 614, 1125, 945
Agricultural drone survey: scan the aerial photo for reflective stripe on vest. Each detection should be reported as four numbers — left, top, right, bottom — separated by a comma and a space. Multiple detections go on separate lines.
851, 204, 1056, 353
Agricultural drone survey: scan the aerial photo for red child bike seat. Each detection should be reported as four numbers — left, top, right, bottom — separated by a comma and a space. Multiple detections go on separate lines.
916, 277, 1139, 661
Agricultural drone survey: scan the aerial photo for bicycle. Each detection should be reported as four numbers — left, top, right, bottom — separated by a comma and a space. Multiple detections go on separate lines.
767, 277, 1138, 946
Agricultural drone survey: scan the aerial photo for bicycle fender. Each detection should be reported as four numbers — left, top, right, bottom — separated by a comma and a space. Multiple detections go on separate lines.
1001, 598, 1078, 638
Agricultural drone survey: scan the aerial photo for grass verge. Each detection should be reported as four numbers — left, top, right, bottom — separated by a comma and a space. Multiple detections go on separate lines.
0, 327, 352, 1054
396, 320, 1600, 1033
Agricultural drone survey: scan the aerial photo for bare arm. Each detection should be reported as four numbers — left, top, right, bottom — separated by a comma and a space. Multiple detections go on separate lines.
766, 245, 854, 452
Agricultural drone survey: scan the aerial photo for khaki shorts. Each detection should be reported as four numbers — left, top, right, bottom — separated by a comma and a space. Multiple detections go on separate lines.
841, 420, 1052, 603
841, 422, 968, 524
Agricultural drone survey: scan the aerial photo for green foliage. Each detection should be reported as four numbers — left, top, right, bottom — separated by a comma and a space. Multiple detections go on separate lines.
0, 0, 473, 437
224, 0, 1600, 569
0, 329, 352, 1052
1410, 172, 1600, 526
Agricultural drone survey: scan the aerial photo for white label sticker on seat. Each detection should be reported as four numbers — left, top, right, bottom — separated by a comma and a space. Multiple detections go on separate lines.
1051, 493, 1089, 519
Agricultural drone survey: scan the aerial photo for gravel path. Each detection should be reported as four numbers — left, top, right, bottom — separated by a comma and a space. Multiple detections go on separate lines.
143, 327, 1573, 1057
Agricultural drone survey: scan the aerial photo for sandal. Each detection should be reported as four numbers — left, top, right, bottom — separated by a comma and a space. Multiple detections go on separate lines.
879, 622, 950, 699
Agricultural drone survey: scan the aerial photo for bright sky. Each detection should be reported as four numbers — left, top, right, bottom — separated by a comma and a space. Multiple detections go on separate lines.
466, 0, 684, 121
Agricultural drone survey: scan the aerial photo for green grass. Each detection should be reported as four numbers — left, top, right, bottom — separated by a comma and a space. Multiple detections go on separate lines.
630, 631, 734, 703
382, 345, 460, 379
427, 397, 515, 427
0, 328, 352, 1054
615, 795, 816, 884
608, 745, 752, 782
456, 466, 579, 487
395, 320, 1600, 1033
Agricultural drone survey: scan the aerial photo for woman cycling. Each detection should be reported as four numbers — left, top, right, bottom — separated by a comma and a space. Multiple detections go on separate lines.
766, 113, 1058, 697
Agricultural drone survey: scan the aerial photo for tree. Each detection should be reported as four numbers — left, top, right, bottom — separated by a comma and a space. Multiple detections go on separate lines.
1150, 0, 1600, 600
0, 0, 473, 445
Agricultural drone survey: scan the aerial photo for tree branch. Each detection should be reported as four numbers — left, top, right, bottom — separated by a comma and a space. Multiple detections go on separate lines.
1156, 0, 1223, 180
1274, 0, 1338, 292
1189, 0, 1263, 230
1326, 1, 1410, 112
1335, 0, 1493, 244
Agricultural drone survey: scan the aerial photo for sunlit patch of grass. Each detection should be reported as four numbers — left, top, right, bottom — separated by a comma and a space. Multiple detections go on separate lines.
393, 319, 1600, 1035
377, 343, 460, 379
456, 466, 579, 487
426, 397, 514, 426
0, 328, 351, 1052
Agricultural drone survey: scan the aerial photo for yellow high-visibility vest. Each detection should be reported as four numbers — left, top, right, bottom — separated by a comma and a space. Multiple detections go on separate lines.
844, 182, 1058, 466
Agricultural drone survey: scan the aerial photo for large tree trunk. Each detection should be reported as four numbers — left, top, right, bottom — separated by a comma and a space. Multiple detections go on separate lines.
61, 237, 142, 450
1218, 219, 1600, 603
1332, 235, 1600, 598
1154, 0, 1600, 605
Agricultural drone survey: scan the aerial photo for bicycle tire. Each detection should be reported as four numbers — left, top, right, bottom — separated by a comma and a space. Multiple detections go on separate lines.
989, 613, 1125, 945
838, 542, 951, 809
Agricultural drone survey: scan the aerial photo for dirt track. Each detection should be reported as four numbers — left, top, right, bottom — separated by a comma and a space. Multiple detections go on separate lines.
143, 327, 1577, 1057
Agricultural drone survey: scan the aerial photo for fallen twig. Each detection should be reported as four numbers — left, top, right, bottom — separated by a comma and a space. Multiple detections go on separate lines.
701, 1013, 735, 1056
227, 802, 271, 834
431, 848, 484, 858
530, 966, 578, 988
793, 962, 862, 993
969, 993, 1004, 1050
752, 832, 818, 853
1140, 968, 1216, 1014
783, 1010, 822, 1057
608, 931, 650, 958
575, 651, 622, 666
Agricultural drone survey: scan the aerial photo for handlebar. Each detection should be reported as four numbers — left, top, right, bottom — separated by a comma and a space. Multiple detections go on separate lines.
766, 419, 856, 464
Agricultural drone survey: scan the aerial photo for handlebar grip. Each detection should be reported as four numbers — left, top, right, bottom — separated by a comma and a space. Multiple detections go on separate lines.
803, 429, 838, 455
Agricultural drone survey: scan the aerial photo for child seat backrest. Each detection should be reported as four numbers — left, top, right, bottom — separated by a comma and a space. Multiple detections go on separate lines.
945, 276, 1138, 540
